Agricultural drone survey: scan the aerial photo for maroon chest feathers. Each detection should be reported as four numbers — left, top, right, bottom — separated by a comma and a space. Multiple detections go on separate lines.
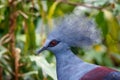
81, 67, 116, 80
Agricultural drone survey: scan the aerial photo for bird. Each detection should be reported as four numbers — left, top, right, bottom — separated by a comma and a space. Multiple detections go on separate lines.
37, 14, 120, 80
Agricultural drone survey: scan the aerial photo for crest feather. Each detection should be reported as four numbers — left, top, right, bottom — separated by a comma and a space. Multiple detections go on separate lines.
48, 14, 101, 48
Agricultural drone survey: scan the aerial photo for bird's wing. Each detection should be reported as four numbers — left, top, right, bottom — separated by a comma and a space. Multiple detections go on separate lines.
80, 66, 120, 80
104, 71, 120, 80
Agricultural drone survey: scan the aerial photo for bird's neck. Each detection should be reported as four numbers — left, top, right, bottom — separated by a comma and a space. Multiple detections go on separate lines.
54, 49, 98, 80
54, 49, 83, 79
55, 49, 83, 65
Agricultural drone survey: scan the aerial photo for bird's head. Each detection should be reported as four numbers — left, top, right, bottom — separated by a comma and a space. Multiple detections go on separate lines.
37, 14, 101, 55
37, 38, 70, 54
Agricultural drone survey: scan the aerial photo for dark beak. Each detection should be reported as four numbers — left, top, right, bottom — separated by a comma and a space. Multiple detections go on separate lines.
36, 47, 47, 55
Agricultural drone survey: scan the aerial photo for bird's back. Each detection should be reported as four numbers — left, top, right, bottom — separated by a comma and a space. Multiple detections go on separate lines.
81, 66, 120, 80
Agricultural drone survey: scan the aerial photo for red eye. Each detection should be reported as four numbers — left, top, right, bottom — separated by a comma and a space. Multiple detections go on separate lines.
50, 41, 57, 46
48, 40, 60, 47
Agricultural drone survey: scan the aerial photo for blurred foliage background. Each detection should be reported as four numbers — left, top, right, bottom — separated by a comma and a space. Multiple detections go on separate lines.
0, 0, 120, 80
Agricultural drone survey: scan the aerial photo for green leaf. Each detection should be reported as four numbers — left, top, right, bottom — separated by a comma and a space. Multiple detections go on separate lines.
95, 11, 108, 37
103, 10, 120, 40
24, 19, 36, 54
47, 0, 75, 17
103, 10, 120, 53
30, 55, 57, 80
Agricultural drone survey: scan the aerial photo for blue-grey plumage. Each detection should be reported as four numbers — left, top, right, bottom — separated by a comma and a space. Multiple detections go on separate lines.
37, 14, 120, 80
37, 38, 98, 80
104, 72, 120, 80
48, 14, 101, 48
